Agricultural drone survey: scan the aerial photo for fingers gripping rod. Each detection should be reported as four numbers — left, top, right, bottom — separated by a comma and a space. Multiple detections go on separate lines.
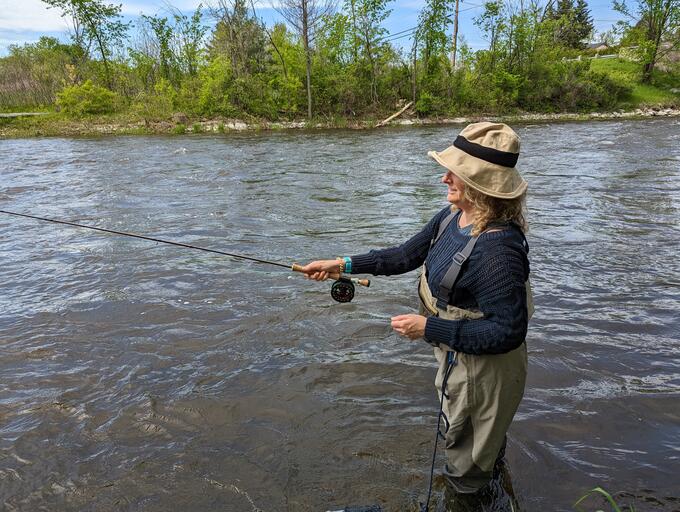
290, 264, 370, 288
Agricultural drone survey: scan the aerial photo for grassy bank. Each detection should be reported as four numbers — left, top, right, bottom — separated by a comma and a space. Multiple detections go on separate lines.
589, 58, 680, 107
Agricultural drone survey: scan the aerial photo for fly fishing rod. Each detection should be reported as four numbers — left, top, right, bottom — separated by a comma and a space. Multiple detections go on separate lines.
0, 209, 370, 302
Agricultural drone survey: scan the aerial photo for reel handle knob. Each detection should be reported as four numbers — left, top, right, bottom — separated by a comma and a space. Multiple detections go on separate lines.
291, 263, 370, 287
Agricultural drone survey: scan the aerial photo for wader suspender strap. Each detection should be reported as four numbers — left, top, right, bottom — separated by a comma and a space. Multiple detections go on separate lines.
436, 235, 480, 310
431, 211, 457, 247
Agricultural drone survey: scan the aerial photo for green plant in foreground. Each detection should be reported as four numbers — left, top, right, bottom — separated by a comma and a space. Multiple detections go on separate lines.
172, 123, 186, 134
574, 487, 635, 512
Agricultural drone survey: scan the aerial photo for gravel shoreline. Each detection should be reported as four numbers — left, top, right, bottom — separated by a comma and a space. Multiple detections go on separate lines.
1, 106, 679, 138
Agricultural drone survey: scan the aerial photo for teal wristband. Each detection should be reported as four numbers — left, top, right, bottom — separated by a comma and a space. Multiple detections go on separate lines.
343, 256, 352, 273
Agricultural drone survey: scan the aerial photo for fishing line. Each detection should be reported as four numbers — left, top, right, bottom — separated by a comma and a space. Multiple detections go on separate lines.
0, 209, 370, 302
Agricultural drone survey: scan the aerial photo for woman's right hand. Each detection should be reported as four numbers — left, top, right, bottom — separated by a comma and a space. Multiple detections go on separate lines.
298, 259, 342, 281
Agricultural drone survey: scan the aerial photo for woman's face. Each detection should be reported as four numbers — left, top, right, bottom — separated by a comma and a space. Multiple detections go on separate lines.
442, 170, 466, 206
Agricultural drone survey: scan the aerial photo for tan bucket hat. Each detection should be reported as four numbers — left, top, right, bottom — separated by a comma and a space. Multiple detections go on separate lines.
428, 122, 527, 199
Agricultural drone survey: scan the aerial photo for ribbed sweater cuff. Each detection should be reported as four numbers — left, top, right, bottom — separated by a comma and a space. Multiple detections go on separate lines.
348, 253, 376, 274
425, 317, 461, 347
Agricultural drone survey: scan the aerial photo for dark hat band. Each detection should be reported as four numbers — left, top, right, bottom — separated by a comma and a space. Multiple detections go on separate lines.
453, 135, 519, 168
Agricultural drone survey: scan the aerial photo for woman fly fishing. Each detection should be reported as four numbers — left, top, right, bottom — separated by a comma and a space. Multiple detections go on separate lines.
300, 122, 533, 510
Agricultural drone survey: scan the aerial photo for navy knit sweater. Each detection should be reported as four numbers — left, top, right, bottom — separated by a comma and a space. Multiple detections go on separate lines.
350, 206, 529, 355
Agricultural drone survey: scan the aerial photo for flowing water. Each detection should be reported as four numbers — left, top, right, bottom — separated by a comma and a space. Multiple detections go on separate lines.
1, 119, 679, 511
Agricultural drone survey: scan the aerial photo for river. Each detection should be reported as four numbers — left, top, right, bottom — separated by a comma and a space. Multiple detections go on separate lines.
1, 119, 679, 511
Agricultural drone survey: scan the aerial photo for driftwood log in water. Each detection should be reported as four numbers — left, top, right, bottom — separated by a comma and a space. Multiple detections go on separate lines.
0, 112, 49, 118
375, 101, 413, 127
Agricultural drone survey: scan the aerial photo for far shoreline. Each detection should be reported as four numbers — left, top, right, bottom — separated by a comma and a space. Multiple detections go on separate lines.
1, 106, 679, 139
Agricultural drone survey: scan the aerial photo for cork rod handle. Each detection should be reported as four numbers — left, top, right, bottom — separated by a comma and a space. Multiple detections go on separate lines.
291, 264, 370, 288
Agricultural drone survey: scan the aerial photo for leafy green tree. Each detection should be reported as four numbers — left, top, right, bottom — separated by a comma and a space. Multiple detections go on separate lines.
474, 1, 504, 70
274, 0, 336, 118
268, 23, 306, 114
614, 0, 680, 81
208, 0, 269, 77
140, 14, 176, 83
173, 6, 208, 77
41, 0, 129, 86
352, 0, 393, 104
418, 0, 453, 65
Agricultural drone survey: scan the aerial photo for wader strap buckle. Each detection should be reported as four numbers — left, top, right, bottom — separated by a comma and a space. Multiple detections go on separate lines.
452, 252, 467, 265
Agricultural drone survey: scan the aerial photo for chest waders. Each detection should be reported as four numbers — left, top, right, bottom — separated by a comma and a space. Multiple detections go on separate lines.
419, 211, 534, 506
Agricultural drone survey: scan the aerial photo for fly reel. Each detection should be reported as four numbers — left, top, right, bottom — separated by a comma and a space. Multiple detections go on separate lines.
290, 264, 371, 302
331, 277, 356, 303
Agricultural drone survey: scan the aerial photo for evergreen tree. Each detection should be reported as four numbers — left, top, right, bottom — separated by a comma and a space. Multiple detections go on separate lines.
574, 0, 594, 46
548, 0, 593, 48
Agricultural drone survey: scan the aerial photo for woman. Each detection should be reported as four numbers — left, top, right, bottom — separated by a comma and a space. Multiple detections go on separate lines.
300, 122, 532, 503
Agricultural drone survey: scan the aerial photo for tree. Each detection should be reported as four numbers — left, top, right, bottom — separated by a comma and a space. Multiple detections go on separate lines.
171, 6, 207, 77
0, 37, 83, 107
418, 0, 453, 66
208, 0, 269, 77
546, 0, 593, 48
573, 0, 594, 46
139, 14, 177, 83
41, 0, 129, 86
614, 0, 680, 82
475, 1, 504, 70
273, 0, 336, 118
352, 0, 392, 103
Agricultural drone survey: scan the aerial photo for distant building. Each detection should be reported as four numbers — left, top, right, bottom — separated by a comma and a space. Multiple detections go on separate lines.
587, 42, 610, 51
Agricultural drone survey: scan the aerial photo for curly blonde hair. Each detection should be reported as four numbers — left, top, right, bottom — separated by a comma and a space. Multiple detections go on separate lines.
457, 187, 528, 236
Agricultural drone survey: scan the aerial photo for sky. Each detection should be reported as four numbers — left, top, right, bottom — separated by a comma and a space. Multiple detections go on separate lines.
0, 0, 626, 57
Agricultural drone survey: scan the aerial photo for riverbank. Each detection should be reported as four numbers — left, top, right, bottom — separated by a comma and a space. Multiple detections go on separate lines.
1, 106, 679, 138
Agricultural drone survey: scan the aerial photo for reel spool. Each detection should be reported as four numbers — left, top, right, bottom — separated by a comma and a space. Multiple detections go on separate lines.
331, 277, 355, 303
290, 264, 370, 302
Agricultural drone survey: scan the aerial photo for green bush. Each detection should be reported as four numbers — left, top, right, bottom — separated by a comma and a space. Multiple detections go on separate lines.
56, 80, 119, 116
516, 60, 631, 112
415, 91, 436, 116
197, 57, 236, 116
492, 70, 524, 111
230, 75, 277, 118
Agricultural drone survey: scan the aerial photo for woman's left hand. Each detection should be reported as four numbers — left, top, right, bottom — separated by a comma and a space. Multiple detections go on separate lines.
391, 314, 427, 340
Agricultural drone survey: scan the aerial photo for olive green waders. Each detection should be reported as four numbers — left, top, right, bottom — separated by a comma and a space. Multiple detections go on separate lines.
418, 268, 533, 493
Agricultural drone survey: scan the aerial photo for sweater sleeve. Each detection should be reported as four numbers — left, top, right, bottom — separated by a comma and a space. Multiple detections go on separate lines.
350, 207, 451, 276
423, 242, 529, 355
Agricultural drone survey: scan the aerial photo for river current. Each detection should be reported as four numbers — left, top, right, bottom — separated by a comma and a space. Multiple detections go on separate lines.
1, 119, 679, 511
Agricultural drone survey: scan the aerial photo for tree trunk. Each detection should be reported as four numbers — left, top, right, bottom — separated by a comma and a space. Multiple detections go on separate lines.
412, 37, 417, 103
93, 30, 111, 88
451, 0, 460, 68
642, 3, 668, 84
302, 0, 312, 119
364, 30, 377, 103
350, 0, 358, 62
